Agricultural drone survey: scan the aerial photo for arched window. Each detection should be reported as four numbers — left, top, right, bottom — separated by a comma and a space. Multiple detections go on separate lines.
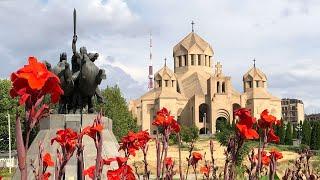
179, 56, 182, 67
199, 103, 208, 123
165, 80, 169, 87
222, 82, 226, 93
158, 80, 162, 87
217, 81, 220, 93
256, 81, 259, 87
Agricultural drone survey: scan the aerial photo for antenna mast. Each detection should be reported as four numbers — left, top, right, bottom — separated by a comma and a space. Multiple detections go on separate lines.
148, 32, 154, 90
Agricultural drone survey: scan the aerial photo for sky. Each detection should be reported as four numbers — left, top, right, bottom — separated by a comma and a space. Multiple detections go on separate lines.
0, 0, 320, 114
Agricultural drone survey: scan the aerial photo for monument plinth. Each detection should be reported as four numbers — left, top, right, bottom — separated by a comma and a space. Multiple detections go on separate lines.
13, 114, 119, 180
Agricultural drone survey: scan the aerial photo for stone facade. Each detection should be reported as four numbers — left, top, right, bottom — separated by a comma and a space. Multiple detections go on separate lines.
281, 98, 305, 124
129, 31, 281, 134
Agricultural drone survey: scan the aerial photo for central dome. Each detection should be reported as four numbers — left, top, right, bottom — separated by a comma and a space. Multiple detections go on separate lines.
173, 32, 214, 75
173, 32, 213, 55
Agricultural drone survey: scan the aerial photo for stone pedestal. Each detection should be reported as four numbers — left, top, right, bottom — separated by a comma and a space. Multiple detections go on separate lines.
13, 114, 120, 180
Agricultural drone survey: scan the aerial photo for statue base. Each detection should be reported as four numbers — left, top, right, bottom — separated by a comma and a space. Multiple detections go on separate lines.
13, 114, 120, 179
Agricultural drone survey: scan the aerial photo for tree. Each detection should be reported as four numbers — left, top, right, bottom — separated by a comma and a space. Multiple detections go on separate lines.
96, 85, 138, 140
310, 121, 320, 150
180, 125, 199, 143
275, 119, 286, 144
0, 79, 19, 150
301, 120, 311, 145
284, 122, 293, 145
292, 124, 297, 139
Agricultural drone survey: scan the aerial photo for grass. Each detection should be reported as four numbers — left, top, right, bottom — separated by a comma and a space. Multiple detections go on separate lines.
0, 167, 15, 179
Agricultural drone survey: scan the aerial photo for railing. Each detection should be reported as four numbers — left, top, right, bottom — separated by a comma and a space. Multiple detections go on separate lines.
0, 157, 15, 168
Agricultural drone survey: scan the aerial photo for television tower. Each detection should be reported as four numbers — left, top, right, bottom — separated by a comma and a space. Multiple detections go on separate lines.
148, 32, 154, 90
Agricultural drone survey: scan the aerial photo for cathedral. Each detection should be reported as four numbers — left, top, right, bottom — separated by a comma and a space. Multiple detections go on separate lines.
129, 30, 281, 135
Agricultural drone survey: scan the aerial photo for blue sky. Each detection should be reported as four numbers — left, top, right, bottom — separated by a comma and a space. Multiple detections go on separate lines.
0, 0, 320, 114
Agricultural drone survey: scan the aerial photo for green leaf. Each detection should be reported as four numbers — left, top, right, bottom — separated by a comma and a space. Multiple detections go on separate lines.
260, 175, 268, 180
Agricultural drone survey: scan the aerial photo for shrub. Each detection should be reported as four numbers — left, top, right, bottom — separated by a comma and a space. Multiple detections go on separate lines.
216, 125, 234, 146
181, 125, 199, 142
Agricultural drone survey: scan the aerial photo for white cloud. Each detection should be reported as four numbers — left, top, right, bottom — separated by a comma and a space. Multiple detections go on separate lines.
1, 0, 320, 113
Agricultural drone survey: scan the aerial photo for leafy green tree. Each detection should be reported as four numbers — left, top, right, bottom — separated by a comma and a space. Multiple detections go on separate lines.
301, 120, 311, 145
275, 119, 286, 144
292, 124, 297, 139
284, 122, 293, 145
0, 79, 19, 151
96, 85, 138, 140
310, 121, 320, 150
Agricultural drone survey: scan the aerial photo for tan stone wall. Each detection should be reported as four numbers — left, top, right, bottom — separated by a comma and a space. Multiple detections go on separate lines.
297, 103, 305, 123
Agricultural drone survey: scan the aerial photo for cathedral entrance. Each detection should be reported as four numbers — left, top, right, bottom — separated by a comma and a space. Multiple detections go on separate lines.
199, 127, 209, 134
216, 117, 228, 132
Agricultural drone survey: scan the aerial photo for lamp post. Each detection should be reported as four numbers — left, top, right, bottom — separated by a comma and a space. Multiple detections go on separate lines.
204, 113, 207, 135
7, 112, 11, 174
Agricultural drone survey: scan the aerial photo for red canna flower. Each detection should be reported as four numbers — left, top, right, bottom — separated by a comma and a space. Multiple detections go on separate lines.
236, 124, 259, 140
200, 166, 210, 176
105, 157, 135, 180
103, 157, 128, 167
258, 109, 280, 129
81, 123, 103, 141
10, 57, 63, 107
43, 153, 54, 167
51, 128, 78, 158
83, 165, 96, 179
269, 149, 283, 160
190, 152, 202, 166
235, 108, 259, 140
152, 107, 181, 133
267, 128, 280, 143
234, 108, 256, 128
165, 157, 174, 167
40, 172, 51, 180
119, 130, 151, 157
254, 151, 271, 166
261, 151, 271, 166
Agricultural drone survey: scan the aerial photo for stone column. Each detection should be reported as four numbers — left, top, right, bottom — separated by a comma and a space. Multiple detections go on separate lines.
175, 56, 179, 68
188, 54, 191, 66
200, 54, 205, 66
194, 54, 198, 66
181, 55, 185, 66
219, 81, 222, 93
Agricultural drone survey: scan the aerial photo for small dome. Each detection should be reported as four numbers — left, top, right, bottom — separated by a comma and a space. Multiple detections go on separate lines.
243, 67, 267, 81
173, 32, 213, 56
154, 65, 176, 80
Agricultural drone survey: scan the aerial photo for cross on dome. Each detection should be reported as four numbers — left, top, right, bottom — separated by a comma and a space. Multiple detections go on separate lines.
191, 20, 195, 32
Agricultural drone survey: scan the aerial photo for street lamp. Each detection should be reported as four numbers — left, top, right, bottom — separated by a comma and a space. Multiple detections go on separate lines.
203, 113, 207, 135
7, 112, 12, 174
